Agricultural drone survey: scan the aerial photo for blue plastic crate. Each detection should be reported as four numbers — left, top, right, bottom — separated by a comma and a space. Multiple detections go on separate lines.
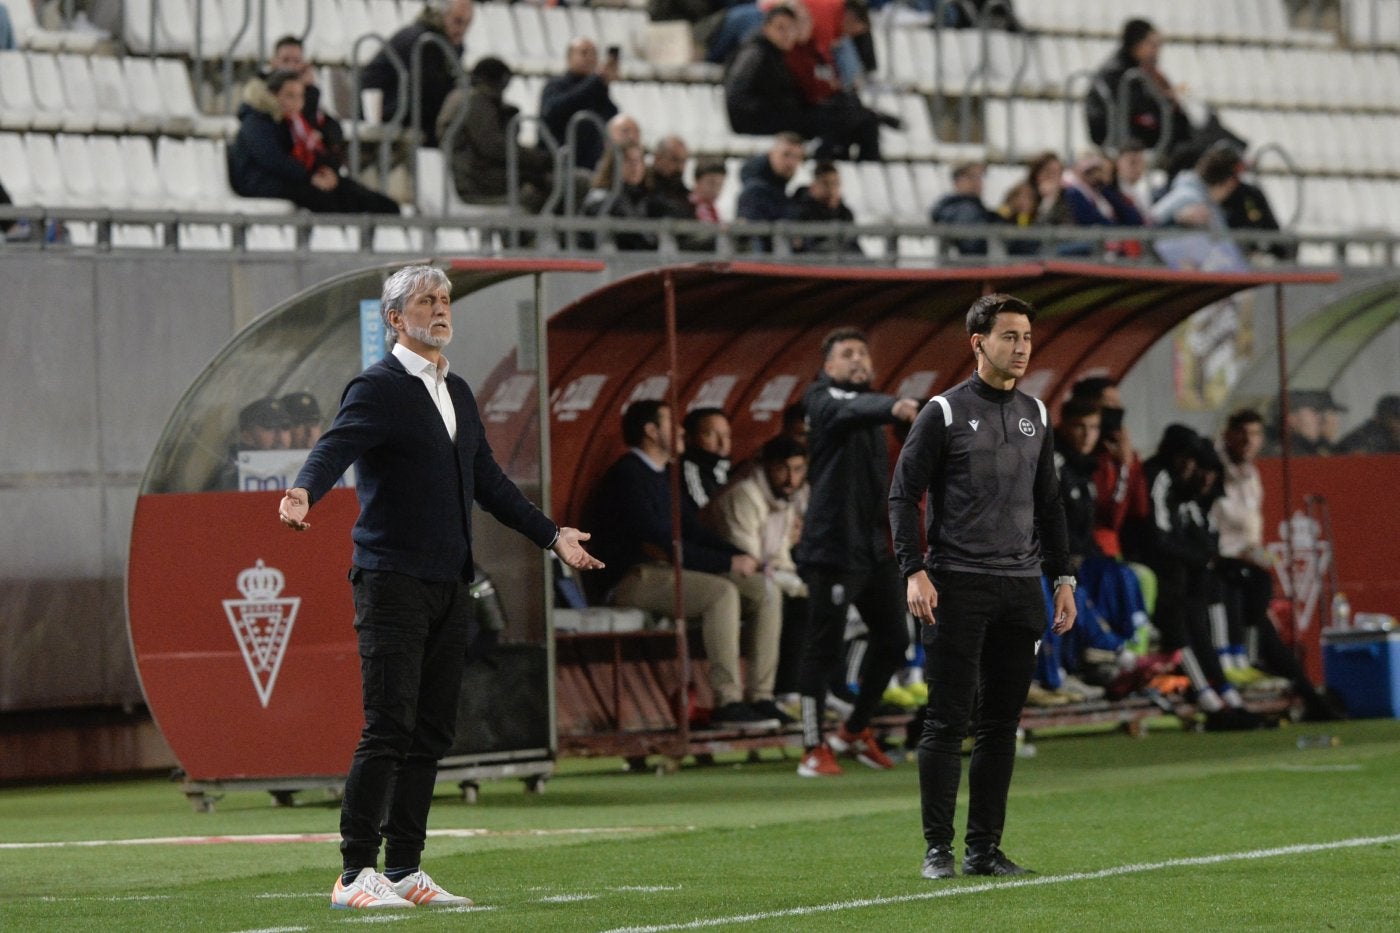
1322, 628, 1400, 719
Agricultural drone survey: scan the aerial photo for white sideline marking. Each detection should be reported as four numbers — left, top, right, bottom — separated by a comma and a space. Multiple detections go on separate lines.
1275, 764, 1364, 772
228, 927, 309, 933
539, 894, 600, 902
38, 895, 170, 903
0, 825, 666, 850
613, 885, 682, 893
600, 834, 1400, 933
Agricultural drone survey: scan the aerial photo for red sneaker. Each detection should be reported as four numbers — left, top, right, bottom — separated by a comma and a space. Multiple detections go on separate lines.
829, 725, 895, 770
796, 743, 843, 777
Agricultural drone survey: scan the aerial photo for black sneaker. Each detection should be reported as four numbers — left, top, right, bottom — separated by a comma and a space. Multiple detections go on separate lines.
749, 699, 796, 727
710, 701, 781, 731
962, 846, 1032, 877
921, 845, 955, 880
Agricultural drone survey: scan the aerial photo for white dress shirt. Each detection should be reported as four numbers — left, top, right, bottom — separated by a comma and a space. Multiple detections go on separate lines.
392, 342, 456, 441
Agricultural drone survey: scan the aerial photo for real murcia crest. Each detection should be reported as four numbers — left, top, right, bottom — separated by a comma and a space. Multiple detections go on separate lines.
222, 559, 300, 708
969, 419, 979, 431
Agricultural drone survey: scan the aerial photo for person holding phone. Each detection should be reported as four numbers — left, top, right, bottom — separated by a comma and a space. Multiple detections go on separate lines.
541, 37, 620, 171
889, 294, 1075, 881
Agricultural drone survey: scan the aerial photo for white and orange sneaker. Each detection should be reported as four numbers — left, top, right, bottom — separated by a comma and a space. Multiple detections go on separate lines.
391, 869, 473, 907
796, 743, 844, 777
331, 867, 415, 910
828, 725, 896, 770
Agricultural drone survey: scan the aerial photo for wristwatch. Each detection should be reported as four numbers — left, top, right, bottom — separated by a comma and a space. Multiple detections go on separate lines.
1053, 575, 1077, 593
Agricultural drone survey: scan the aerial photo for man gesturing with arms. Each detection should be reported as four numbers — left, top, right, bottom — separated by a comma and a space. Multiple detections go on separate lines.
278, 265, 602, 910
889, 294, 1075, 881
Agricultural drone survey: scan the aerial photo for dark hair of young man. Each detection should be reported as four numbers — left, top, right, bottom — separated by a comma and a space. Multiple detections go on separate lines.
761, 434, 808, 464
813, 160, 839, 179
965, 293, 1036, 336
683, 406, 727, 437
273, 34, 303, 54
1225, 407, 1264, 431
820, 326, 868, 360
1070, 375, 1116, 403
621, 399, 667, 447
764, 5, 798, 25
1059, 398, 1101, 423
1197, 144, 1243, 187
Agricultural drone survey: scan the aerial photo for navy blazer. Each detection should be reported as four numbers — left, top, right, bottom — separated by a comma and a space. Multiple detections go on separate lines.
295, 353, 557, 582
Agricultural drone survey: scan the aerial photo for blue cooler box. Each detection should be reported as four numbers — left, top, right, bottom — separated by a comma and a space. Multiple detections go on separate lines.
1321, 627, 1400, 719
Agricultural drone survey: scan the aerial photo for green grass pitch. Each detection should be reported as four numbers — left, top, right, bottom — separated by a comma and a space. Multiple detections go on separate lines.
2, 719, 1399, 932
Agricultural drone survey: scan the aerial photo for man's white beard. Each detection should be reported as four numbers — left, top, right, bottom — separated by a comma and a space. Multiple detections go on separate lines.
405, 322, 452, 348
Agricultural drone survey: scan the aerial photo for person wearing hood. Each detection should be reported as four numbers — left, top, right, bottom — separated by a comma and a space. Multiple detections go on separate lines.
360, 0, 473, 146
929, 160, 1001, 256
244, 35, 346, 171
436, 56, 554, 213
228, 69, 400, 213
792, 327, 919, 778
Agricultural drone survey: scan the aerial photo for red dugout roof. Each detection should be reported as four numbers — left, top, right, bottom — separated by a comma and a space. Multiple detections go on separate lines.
477, 261, 1337, 526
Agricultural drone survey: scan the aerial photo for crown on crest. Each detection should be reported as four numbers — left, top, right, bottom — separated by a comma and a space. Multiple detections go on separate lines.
237, 559, 285, 600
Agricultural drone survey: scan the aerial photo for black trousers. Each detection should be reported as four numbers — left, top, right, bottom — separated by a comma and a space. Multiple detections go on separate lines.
340, 567, 475, 872
918, 571, 1042, 851
797, 557, 909, 747
1216, 559, 1320, 701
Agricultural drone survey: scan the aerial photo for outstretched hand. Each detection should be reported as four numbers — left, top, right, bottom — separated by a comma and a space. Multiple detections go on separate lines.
279, 488, 311, 531
553, 527, 605, 570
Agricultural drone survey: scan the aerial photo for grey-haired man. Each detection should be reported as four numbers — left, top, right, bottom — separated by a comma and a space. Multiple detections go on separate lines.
279, 265, 602, 909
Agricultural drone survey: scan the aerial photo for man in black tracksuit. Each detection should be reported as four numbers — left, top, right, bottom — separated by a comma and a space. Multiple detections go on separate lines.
793, 328, 920, 777
889, 294, 1076, 881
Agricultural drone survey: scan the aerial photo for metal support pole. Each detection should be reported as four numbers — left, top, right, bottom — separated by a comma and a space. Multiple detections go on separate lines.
663, 271, 689, 745
1274, 280, 1298, 653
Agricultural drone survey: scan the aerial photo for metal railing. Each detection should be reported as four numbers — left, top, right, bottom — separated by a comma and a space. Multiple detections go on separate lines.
7, 203, 1399, 268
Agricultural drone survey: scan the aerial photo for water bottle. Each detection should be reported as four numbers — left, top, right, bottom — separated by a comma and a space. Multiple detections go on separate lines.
1295, 734, 1340, 750
1331, 591, 1352, 630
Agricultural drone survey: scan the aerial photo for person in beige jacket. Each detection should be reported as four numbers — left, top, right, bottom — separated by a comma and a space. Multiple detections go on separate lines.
705, 434, 810, 699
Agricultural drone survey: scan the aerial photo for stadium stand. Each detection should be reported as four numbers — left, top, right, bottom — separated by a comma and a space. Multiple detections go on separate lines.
0, 0, 1397, 261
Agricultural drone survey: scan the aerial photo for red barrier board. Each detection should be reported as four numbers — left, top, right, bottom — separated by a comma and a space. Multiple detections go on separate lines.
128, 490, 361, 781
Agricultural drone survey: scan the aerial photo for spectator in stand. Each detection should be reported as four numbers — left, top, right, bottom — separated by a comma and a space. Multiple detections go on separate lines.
1340, 394, 1400, 454
1085, 18, 1195, 161
1150, 144, 1241, 232
792, 160, 861, 255
360, 0, 473, 146
541, 38, 620, 172
704, 434, 811, 699
248, 36, 345, 172
681, 407, 733, 511
607, 113, 642, 150
690, 160, 727, 223
1026, 151, 1072, 227
1263, 389, 1333, 457
229, 70, 400, 214
1113, 139, 1153, 219
581, 143, 657, 251
737, 132, 803, 251
646, 135, 693, 219
995, 180, 1042, 256
785, 0, 876, 98
281, 392, 324, 449
724, 6, 881, 161
929, 160, 1001, 257
437, 57, 555, 214
1222, 164, 1292, 260
1061, 149, 1144, 256
1320, 394, 1346, 451
585, 400, 787, 730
